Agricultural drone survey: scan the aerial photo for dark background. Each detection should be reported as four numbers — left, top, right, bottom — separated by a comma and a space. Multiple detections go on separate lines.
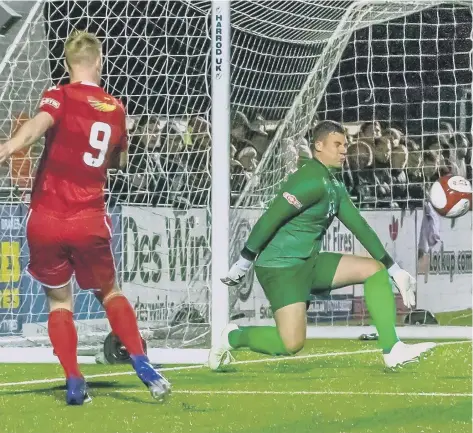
43, 1, 472, 135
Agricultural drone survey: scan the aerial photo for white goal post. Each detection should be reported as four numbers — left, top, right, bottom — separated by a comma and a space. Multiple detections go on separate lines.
0, 0, 470, 364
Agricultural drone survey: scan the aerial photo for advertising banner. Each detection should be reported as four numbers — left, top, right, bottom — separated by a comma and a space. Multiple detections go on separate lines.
0, 203, 468, 337
0, 205, 24, 334
417, 211, 472, 313
122, 206, 211, 326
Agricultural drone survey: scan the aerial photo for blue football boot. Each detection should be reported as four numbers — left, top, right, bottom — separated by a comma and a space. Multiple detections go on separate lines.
66, 377, 92, 405
131, 355, 171, 402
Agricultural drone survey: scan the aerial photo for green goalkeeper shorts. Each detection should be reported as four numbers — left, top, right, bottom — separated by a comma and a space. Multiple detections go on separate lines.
254, 252, 343, 313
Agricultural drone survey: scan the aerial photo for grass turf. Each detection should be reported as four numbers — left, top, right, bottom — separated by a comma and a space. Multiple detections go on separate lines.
0, 339, 470, 433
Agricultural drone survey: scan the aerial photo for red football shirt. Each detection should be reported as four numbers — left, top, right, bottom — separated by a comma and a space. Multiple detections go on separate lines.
32, 82, 127, 217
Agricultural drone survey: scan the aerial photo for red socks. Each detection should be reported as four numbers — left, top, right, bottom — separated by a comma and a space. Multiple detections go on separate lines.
48, 309, 81, 378
48, 296, 143, 381
104, 295, 144, 356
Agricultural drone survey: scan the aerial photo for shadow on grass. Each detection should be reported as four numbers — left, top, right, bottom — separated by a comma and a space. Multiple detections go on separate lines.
0, 380, 135, 399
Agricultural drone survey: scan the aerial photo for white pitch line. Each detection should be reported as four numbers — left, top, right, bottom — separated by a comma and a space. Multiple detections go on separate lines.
0, 340, 469, 389
0, 348, 379, 388
119, 390, 472, 398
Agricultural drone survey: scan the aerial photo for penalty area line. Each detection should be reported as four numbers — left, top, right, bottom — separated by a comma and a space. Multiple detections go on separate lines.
0, 348, 379, 388
0, 340, 469, 389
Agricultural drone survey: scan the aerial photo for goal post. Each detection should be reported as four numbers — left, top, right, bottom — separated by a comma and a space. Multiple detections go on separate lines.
0, 0, 470, 364
210, 0, 231, 348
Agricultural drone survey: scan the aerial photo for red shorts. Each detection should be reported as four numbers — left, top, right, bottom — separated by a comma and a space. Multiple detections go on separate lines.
26, 209, 116, 290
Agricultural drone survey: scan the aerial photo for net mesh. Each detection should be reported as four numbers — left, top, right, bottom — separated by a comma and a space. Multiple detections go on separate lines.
229, 1, 472, 326
0, 1, 470, 349
0, 0, 214, 348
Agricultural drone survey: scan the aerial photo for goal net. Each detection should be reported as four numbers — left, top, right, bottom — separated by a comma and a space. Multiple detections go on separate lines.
229, 0, 472, 340
0, 0, 470, 362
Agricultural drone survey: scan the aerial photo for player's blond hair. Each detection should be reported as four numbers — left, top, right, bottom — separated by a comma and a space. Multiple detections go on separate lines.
64, 31, 101, 68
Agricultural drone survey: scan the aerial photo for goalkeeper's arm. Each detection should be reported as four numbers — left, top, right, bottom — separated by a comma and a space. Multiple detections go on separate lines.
242, 178, 324, 260
337, 188, 394, 268
222, 176, 323, 286
337, 188, 415, 307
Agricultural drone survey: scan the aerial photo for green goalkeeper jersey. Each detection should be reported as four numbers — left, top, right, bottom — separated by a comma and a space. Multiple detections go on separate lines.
243, 157, 393, 268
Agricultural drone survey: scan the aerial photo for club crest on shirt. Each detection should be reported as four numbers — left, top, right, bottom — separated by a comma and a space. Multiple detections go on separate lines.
283, 192, 302, 209
87, 96, 116, 112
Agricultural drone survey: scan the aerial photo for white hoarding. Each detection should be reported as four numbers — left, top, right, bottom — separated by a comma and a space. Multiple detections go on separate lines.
356, 210, 417, 274
417, 211, 472, 313
122, 207, 210, 324
122, 206, 471, 325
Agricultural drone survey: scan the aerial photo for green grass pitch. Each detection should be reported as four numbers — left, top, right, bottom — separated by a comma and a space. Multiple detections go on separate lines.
0, 339, 470, 433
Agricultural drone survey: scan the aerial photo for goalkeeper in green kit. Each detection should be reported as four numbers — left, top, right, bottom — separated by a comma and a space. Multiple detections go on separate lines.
209, 120, 436, 370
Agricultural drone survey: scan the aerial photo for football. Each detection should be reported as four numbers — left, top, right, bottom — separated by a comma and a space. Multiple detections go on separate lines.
429, 174, 472, 218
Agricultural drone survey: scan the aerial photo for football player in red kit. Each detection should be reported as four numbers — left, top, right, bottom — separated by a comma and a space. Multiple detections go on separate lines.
0, 31, 170, 405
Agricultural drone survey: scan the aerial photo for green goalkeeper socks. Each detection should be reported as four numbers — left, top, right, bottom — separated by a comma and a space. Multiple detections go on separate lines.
364, 269, 399, 352
228, 326, 290, 356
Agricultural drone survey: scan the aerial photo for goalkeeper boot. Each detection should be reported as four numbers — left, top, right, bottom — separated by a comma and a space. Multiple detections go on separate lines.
208, 323, 238, 371
383, 341, 437, 369
66, 377, 91, 405
131, 355, 171, 402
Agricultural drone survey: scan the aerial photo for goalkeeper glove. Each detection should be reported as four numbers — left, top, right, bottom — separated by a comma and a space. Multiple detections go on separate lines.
388, 263, 416, 309
221, 255, 253, 286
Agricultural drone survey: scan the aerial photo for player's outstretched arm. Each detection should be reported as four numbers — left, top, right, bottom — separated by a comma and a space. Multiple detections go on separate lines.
338, 189, 416, 308
0, 112, 53, 164
222, 174, 324, 286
